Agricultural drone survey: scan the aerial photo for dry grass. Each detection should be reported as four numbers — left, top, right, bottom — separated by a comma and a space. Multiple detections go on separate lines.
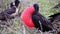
0, 0, 60, 34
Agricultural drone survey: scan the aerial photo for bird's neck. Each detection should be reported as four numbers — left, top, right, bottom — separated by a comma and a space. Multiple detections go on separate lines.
33, 11, 38, 15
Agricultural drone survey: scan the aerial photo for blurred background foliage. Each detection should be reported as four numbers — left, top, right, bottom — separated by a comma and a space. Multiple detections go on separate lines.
0, 0, 60, 34
0, 0, 60, 18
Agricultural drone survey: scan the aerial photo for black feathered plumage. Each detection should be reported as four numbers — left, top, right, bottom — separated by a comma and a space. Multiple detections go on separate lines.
32, 4, 53, 32
0, 7, 16, 21
53, 3, 60, 8
49, 13, 60, 22
0, 0, 21, 21
10, 0, 20, 8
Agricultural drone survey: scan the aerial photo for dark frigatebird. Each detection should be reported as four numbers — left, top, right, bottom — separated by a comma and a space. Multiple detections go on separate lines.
21, 4, 53, 32
0, 0, 21, 21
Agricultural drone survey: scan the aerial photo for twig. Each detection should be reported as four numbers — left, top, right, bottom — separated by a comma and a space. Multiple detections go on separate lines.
23, 24, 26, 34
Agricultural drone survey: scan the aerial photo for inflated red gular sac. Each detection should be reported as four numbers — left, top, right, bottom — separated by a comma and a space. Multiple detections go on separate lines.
21, 4, 35, 27
21, 4, 53, 32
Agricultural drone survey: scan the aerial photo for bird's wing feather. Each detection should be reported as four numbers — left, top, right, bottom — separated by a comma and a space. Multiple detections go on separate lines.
32, 15, 41, 29
32, 15, 53, 31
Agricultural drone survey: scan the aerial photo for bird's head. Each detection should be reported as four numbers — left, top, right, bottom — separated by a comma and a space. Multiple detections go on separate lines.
10, 0, 21, 8
14, 0, 21, 7
33, 4, 39, 14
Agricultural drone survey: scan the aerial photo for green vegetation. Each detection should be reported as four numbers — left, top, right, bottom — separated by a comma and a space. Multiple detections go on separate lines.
2, 0, 60, 18
0, 0, 60, 34
39, 0, 59, 18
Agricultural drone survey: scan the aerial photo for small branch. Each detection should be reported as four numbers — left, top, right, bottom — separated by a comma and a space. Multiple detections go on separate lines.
23, 25, 26, 34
